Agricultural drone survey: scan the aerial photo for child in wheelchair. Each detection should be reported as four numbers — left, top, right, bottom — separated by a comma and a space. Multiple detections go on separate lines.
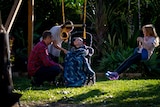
63, 37, 95, 87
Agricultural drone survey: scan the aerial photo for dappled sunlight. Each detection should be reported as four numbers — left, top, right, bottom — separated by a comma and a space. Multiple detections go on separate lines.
105, 80, 160, 106
13, 77, 160, 106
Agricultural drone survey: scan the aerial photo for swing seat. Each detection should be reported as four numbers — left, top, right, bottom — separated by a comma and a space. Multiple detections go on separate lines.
134, 47, 148, 60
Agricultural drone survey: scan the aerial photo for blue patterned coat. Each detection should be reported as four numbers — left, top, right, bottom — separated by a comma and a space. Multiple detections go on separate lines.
64, 46, 95, 87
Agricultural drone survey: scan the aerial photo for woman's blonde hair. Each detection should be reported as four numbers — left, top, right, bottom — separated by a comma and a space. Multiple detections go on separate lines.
142, 24, 159, 47
142, 24, 158, 37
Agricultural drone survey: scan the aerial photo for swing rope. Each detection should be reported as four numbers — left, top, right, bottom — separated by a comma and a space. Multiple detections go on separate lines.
83, 0, 87, 40
61, 0, 87, 40
61, 0, 65, 24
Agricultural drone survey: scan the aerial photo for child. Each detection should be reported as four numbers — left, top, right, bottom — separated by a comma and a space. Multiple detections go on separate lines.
64, 37, 95, 87
106, 24, 159, 80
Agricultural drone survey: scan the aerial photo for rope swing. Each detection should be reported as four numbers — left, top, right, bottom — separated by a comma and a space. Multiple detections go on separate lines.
61, 0, 87, 40
61, 0, 65, 24
83, 0, 87, 40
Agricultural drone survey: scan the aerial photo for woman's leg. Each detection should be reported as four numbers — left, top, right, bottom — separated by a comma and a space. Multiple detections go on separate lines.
115, 53, 141, 74
106, 53, 141, 80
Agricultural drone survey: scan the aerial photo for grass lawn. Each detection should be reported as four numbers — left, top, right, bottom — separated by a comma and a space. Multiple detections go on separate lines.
13, 75, 160, 107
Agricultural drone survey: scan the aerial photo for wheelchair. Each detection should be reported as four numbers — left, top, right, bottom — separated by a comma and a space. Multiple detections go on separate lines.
61, 31, 95, 87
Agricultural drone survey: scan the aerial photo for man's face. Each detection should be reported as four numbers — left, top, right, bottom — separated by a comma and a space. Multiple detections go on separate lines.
46, 36, 52, 45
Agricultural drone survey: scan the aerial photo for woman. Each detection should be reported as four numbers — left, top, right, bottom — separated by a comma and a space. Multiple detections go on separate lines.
106, 24, 159, 80
48, 20, 74, 62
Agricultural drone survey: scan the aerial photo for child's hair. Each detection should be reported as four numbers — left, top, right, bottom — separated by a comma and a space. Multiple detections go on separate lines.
72, 37, 83, 42
71, 37, 83, 46
142, 24, 158, 37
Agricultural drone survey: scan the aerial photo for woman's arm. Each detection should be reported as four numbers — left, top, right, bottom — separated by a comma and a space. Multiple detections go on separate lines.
52, 40, 68, 54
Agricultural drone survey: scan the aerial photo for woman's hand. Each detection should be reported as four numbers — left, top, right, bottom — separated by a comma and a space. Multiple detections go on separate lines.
137, 37, 143, 48
137, 37, 143, 42
62, 49, 68, 54
59, 64, 64, 71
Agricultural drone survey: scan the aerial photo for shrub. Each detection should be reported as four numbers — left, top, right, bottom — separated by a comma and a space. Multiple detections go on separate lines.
97, 47, 138, 73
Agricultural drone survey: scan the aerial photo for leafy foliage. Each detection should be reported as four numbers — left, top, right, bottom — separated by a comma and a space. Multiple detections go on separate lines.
143, 48, 160, 76
97, 47, 136, 72
1, 0, 160, 75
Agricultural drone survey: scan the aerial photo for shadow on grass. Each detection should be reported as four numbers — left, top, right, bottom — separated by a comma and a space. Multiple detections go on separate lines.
13, 75, 108, 90
109, 84, 160, 106
31, 89, 108, 107
47, 83, 160, 107
13, 76, 67, 90
50, 81, 160, 107
13, 76, 160, 107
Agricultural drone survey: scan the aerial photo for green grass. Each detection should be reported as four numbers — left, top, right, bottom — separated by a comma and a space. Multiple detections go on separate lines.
13, 76, 160, 107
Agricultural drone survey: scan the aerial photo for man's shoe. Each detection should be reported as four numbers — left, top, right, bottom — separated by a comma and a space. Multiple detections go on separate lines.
105, 71, 119, 80
31, 77, 43, 87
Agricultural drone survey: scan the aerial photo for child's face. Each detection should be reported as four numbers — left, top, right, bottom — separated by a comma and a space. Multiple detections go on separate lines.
73, 38, 83, 47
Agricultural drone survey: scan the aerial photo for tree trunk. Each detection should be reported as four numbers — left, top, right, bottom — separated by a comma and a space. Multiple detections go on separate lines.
0, 25, 22, 107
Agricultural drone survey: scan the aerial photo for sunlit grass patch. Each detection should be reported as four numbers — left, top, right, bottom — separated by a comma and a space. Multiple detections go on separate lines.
13, 77, 160, 106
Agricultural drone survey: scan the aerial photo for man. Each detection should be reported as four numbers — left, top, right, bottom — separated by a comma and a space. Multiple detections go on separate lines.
28, 30, 63, 86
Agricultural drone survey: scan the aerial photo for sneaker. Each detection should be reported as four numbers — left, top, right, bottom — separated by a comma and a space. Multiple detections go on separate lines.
105, 71, 119, 80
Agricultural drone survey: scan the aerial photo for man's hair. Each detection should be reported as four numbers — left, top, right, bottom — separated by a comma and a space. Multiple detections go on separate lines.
42, 30, 52, 39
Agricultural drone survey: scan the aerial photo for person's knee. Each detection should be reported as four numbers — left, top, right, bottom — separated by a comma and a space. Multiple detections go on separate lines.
51, 66, 62, 75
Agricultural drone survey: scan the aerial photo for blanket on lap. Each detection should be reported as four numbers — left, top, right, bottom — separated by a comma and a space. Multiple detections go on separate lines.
64, 46, 95, 87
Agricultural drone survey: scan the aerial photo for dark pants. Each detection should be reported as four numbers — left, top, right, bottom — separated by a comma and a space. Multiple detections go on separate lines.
115, 53, 141, 74
49, 53, 59, 63
33, 66, 62, 85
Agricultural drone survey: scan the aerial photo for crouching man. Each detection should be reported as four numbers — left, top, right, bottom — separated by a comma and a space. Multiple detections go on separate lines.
28, 30, 63, 86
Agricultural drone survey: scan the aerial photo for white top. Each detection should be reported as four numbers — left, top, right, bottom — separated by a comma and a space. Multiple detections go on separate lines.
48, 26, 63, 57
142, 36, 159, 58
